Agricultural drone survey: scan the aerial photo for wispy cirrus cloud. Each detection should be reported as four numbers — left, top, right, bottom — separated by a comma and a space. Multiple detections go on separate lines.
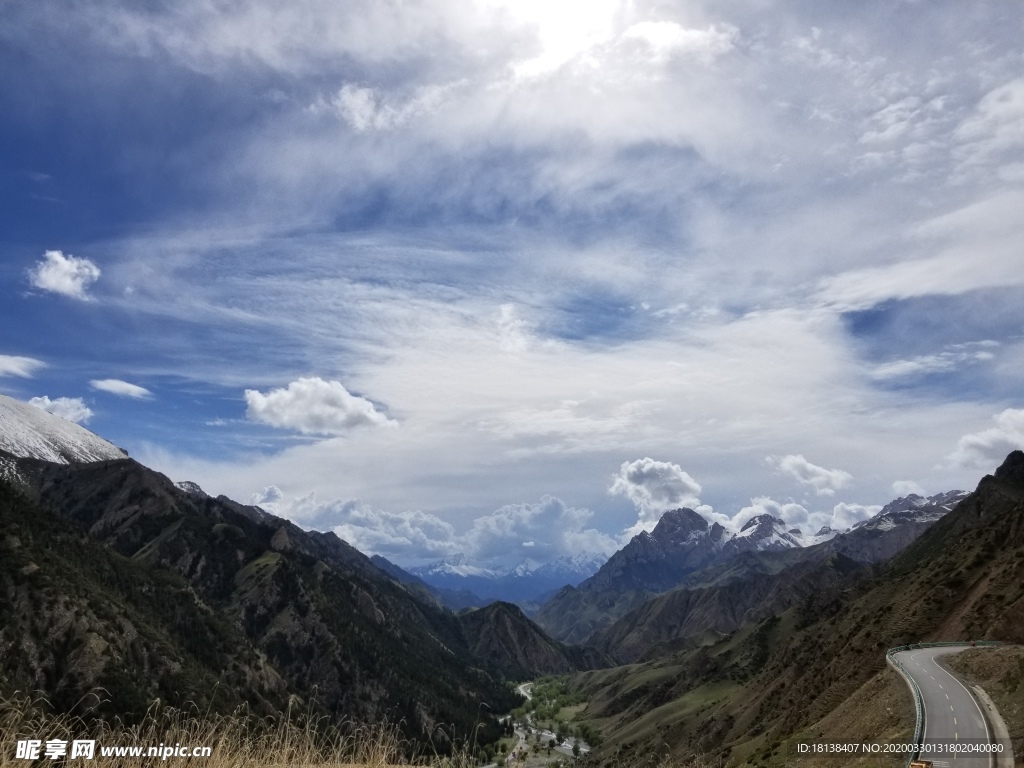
767, 454, 852, 497
0, 355, 46, 378
3, 0, 1023, 555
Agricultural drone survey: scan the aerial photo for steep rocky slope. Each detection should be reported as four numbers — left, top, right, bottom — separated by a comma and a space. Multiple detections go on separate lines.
0, 441, 606, 746
536, 492, 962, 644
571, 452, 1024, 766
458, 602, 612, 680
589, 553, 864, 663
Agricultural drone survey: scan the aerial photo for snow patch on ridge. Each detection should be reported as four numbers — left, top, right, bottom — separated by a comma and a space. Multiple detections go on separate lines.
0, 394, 127, 464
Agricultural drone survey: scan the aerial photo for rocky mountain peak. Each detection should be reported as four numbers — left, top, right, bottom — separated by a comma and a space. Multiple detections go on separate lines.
174, 480, 207, 497
994, 449, 1024, 487
652, 508, 710, 540
739, 514, 785, 533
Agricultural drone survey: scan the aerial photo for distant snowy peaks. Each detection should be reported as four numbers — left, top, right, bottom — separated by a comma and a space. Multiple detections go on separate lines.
852, 490, 966, 531
414, 553, 496, 579
0, 393, 127, 464
530, 552, 609, 578
411, 551, 608, 580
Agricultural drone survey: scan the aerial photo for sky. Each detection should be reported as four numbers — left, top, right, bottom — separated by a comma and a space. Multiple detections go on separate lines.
2, 0, 1023, 568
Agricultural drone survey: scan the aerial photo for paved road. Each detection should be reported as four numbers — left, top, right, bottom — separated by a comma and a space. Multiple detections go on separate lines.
892, 646, 992, 768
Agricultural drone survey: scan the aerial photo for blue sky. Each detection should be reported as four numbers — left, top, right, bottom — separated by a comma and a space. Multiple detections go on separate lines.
2, 0, 1023, 566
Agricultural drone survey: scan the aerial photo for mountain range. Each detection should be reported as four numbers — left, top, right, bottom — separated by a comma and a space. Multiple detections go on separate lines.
568, 450, 1024, 765
4, 391, 1020, 768
407, 551, 608, 605
534, 490, 966, 645
0, 394, 604, 749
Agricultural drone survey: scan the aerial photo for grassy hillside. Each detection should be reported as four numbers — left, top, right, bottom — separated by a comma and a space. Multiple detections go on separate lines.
1, 455, 526, 749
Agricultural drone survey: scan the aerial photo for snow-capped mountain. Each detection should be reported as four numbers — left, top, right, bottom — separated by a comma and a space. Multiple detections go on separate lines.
528, 552, 609, 580
733, 514, 804, 549
411, 553, 503, 580
580, 509, 827, 594
409, 551, 608, 603
0, 394, 127, 465
174, 480, 208, 498
536, 493, 968, 644
852, 490, 967, 532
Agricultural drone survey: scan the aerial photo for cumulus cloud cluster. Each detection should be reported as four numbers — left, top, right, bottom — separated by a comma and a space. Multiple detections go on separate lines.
28, 396, 93, 424
948, 409, 1024, 470
245, 377, 396, 435
729, 496, 880, 536
28, 250, 101, 301
891, 480, 926, 497
251, 487, 617, 563
767, 454, 853, 497
609, 457, 704, 534
248, 452, 889, 565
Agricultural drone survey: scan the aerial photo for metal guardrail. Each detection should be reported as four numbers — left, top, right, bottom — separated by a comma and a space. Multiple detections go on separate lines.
886, 642, 1002, 768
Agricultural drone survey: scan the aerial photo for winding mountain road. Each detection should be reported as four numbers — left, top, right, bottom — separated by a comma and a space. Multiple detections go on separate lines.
892, 646, 993, 768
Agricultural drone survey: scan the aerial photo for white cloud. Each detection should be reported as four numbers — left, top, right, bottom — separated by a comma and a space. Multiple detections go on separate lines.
730, 496, 879, 535
609, 457, 702, 535
954, 78, 1024, 172
830, 502, 882, 531
38, 0, 1024, 550
817, 192, 1024, 310
313, 82, 456, 132
870, 343, 997, 381
892, 480, 926, 497
732, 496, 810, 531
0, 355, 46, 378
28, 396, 93, 424
464, 495, 618, 561
767, 454, 852, 497
621, 22, 736, 64
497, 304, 532, 354
947, 409, 1024, 470
244, 377, 396, 435
251, 485, 285, 505
90, 378, 152, 398
28, 250, 101, 300
252, 487, 616, 563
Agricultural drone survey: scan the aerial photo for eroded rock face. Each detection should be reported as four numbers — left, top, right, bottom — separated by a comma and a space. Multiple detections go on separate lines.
270, 526, 293, 552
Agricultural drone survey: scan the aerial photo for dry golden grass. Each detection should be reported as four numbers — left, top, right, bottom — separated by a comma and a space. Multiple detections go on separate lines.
0, 694, 481, 768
